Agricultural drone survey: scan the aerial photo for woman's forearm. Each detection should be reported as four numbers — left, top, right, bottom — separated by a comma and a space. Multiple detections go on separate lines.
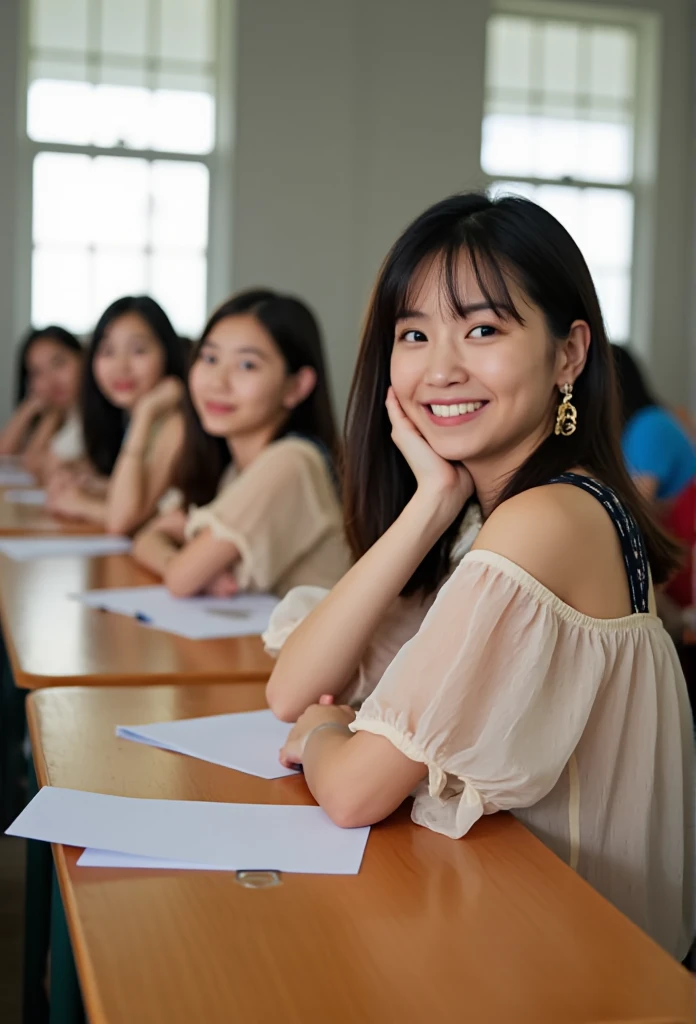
22, 412, 61, 478
0, 403, 42, 456
104, 410, 154, 535
266, 492, 452, 721
132, 526, 180, 578
67, 492, 106, 525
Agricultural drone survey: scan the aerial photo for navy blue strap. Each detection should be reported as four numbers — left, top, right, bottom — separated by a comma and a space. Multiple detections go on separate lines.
548, 473, 650, 614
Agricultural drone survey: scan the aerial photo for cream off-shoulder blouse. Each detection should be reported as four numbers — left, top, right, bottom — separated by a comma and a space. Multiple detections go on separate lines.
185, 436, 351, 597
265, 512, 694, 959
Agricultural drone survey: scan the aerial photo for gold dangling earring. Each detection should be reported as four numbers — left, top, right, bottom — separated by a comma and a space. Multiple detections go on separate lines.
554, 383, 577, 437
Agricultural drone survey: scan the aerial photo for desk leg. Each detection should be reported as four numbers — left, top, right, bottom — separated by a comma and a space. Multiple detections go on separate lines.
0, 630, 26, 829
49, 869, 85, 1024
22, 760, 51, 1024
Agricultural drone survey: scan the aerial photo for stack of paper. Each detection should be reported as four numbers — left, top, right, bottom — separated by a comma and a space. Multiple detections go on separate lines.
117, 708, 296, 779
0, 466, 35, 487
0, 536, 132, 561
3, 489, 47, 506
73, 585, 279, 639
6, 788, 370, 874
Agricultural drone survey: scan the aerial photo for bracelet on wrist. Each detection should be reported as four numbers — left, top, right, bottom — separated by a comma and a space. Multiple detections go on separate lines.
302, 721, 353, 754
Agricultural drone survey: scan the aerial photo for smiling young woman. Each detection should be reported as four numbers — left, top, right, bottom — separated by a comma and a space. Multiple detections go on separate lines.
266, 192, 693, 962
0, 326, 83, 476
44, 296, 188, 531
131, 291, 350, 599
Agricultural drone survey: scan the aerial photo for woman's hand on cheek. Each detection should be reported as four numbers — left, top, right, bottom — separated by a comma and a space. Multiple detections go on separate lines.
386, 387, 474, 515
24, 392, 46, 417
278, 702, 356, 769
134, 377, 184, 421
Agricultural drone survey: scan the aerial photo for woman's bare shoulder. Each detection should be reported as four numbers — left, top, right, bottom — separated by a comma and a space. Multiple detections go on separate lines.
473, 483, 628, 613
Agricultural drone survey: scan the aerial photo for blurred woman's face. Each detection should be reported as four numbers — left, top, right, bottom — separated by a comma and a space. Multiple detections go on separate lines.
93, 313, 167, 410
188, 314, 297, 439
26, 339, 82, 411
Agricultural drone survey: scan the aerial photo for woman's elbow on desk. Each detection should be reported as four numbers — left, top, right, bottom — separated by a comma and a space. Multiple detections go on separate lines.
105, 511, 136, 536
163, 564, 199, 599
265, 685, 300, 724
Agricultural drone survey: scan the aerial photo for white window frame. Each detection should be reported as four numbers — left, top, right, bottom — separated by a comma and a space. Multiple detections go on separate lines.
482, 0, 661, 357
15, 0, 234, 341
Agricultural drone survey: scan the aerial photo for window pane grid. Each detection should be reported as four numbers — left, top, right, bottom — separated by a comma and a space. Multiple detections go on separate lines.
482, 14, 637, 185
28, 0, 215, 337
31, 151, 210, 334
482, 11, 638, 342
30, 0, 215, 62
28, 0, 216, 152
488, 179, 633, 342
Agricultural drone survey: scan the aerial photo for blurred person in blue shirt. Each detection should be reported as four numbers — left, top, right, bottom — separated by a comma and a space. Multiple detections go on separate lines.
611, 344, 696, 505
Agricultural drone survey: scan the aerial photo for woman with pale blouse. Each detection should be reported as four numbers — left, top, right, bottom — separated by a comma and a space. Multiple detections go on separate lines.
45, 295, 187, 531
266, 193, 693, 961
0, 326, 83, 477
132, 292, 350, 598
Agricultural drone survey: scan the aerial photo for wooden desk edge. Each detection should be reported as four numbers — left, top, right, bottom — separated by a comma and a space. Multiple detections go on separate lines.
26, 695, 111, 1024
15, 667, 271, 690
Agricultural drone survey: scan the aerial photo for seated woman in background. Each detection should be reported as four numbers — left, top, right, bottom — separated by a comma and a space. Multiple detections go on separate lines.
611, 344, 696, 629
611, 344, 696, 506
46, 295, 187, 532
0, 326, 82, 476
268, 193, 693, 962
132, 291, 350, 598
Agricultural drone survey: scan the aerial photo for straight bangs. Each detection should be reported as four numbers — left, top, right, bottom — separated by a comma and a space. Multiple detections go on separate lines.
398, 238, 525, 329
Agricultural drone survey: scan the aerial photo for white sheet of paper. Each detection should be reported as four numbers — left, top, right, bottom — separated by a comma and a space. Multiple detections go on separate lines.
77, 849, 287, 870
0, 536, 131, 561
7, 787, 370, 874
0, 467, 36, 486
3, 488, 47, 506
117, 709, 296, 780
73, 585, 278, 639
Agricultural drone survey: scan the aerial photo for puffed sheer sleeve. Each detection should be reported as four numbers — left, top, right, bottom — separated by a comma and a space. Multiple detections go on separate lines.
351, 550, 607, 838
185, 438, 342, 592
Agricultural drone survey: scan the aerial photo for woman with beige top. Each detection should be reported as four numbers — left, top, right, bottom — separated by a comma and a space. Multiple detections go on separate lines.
45, 295, 187, 531
132, 291, 349, 599
267, 193, 693, 961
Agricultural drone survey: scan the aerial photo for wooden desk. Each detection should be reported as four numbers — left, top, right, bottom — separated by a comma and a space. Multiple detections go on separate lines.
27, 684, 695, 1024
0, 488, 93, 536
0, 554, 273, 688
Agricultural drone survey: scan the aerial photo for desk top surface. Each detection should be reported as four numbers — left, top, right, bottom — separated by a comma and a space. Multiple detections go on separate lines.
0, 487, 94, 536
0, 554, 272, 687
27, 683, 694, 1024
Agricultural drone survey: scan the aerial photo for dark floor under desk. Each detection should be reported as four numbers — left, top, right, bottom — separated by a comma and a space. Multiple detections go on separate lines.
0, 834, 25, 1024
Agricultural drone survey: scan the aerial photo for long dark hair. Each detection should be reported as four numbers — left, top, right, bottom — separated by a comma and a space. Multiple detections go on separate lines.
16, 326, 82, 403
610, 344, 657, 428
176, 289, 338, 507
344, 192, 679, 594
82, 296, 186, 476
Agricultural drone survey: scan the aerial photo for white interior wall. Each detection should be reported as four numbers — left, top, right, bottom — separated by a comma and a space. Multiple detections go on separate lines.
231, 0, 489, 414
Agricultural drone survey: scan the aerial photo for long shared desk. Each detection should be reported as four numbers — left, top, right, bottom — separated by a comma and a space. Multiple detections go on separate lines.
25, 682, 695, 1024
0, 489, 692, 1023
